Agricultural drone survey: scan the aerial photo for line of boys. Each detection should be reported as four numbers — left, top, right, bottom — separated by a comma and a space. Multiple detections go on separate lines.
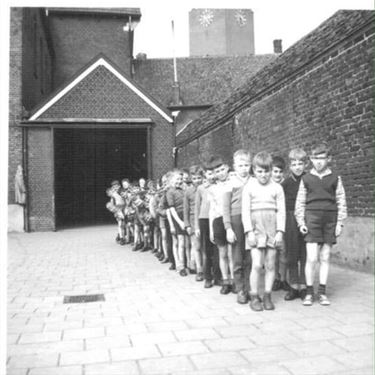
106, 142, 347, 311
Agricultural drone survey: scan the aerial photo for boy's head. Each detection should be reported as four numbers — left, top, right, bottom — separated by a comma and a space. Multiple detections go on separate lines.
170, 169, 183, 188
288, 148, 308, 177
271, 155, 286, 184
233, 149, 251, 178
181, 168, 191, 185
139, 177, 146, 188
210, 156, 229, 182
189, 165, 204, 187
111, 180, 121, 192
121, 178, 130, 189
310, 142, 331, 173
202, 156, 217, 184
106, 187, 113, 197
252, 151, 272, 185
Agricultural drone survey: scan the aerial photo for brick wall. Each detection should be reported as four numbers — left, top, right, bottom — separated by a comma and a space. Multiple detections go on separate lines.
8, 8, 23, 205
48, 13, 131, 88
27, 128, 55, 231
177, 10, 374, 218
22, 8, 53, 111
176, 10, 374, 271
39, 64, 174, 179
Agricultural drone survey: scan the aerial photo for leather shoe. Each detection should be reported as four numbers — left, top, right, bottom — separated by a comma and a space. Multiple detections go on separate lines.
249, 294, 263, 311
220, 284, 231, 295
195, 272, 204, 281
263, 293, 275, 310
204, 280, 213, 288
237, 290, 249, 304
284, 288, 300, 301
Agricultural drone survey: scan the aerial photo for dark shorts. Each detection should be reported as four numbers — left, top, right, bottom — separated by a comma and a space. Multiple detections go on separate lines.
305, 210, 337, 245
213, 217, 227, 247
171, 212, 186, 236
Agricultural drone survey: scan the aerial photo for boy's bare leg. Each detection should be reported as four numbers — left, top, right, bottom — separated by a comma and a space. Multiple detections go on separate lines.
172, 235, 179, 270
319, 244, 331, 285
177, 234, 185, 270
218, 245, 229, 281
161, 228, 169, 259
305, 243, 319, 287
250, 248, 263, 295
228, 244, 234, 280
185, 234, 191, 269
191, 234, 202, 273
264, 248, 277, 293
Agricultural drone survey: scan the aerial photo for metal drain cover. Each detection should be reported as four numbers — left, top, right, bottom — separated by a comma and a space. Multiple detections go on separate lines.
63, 294, 105, 304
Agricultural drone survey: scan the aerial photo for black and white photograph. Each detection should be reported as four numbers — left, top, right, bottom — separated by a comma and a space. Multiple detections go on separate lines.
1, 0, 374, 374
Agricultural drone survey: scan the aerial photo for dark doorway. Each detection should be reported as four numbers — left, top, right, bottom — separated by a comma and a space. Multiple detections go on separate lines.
54, 127, 148, 228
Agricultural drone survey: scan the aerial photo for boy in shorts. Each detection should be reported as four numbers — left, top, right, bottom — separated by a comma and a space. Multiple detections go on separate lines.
166, 169, 188, 276
184, 165, 204, 281
295, 142, 347, 306
271, 156, 290, 292
208, 157, 232, 294
223, 149, 252, 303
242, 152, 285, 311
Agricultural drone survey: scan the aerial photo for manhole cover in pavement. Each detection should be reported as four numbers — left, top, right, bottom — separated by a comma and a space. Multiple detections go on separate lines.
63, 294, 105, 304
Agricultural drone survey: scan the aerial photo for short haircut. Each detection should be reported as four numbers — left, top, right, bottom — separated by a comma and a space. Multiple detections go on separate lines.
288, 148, 307, 162
210, 156, 225, 170
202, 155, 219, 171
311, 142, 331, 156
252, 151, 273, 171
121, 178, 129, 184
233, 149, 251, 161
181, 168, 189, 174
272, 155, 286, 171
189, 165, 204, 176
111, 180, 120, 186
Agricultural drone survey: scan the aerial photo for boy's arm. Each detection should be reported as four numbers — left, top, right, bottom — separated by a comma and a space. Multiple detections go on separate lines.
222, 185, 232, 231
336, 176, 347, 226
276, 184, 286, 233
194, 188, 202, 233
169, 206, 184, 230
294, 179, 308, 232
166, 208, 175, 233
241, 183, 252, 233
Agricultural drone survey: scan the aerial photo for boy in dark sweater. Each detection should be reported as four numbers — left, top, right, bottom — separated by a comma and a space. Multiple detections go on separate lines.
295, 143, 347, 306
282, 149, 308, 301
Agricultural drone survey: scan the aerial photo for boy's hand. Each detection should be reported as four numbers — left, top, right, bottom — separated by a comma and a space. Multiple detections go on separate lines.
170, 226, 176, 235
195, 228, 201, 238
186, 226, 192, 235
179, 220, 185, 230
246, 231, 256, 248
299, 225, 308, 235
335, 223, 343, 237
210, 233, 215, 244
226, 228, 237, 244
275, 231, 283, 249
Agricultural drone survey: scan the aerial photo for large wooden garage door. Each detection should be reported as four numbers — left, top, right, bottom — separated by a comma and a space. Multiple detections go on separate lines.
54, 127, 147, 228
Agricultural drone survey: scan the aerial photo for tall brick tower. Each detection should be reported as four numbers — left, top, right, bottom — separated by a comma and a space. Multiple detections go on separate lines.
189, 8, 255, 56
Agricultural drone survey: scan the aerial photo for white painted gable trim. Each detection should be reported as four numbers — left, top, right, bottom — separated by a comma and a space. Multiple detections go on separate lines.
29, 58, 173, 123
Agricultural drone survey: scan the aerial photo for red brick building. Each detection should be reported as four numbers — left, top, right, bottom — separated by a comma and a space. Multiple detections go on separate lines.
9, 7, 274, 231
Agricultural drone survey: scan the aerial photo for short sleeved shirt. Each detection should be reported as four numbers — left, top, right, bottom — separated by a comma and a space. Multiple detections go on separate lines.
166, 187, 184, 214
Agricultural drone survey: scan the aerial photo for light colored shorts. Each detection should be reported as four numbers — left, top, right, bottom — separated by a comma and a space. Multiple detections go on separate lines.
247, 209, 277, 249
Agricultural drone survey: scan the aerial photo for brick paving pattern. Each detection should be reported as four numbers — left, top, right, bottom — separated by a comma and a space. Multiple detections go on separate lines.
7, 226, 374, 375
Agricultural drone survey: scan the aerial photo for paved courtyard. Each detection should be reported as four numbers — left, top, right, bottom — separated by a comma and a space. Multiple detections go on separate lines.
7, 225, 374, 375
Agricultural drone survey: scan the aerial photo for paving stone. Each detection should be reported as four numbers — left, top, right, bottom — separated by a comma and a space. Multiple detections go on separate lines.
85, 361, 139, 375
60, 349, 109, 366
158, 340, 209, 356
280, 355, 346, 375
174, 328, 221, 342
146, 321, 189, 332
138, 356, 194, 374
7, 340, 84, 355
130, 331, 176, 345
286, 340, 347, 357
204, 337, 256, 352
7, 353, 59, 369
241, 345, 297, 364
111, 345, 161, 361
332, 334, 374, 352
106, 323, 147, 336
5, 369, 29, 375
185, 317, 229, 328
215, 325, 259, 338
85, 335, 131, 350
28, 366, 82, 375
18, 332, 62, 344
190, 352, 248, 369
332, 350, 373, 370
290, 327, 345, 342
330, 322, 374, 337
228, 364, 291, 375
63, 327, 105, 340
